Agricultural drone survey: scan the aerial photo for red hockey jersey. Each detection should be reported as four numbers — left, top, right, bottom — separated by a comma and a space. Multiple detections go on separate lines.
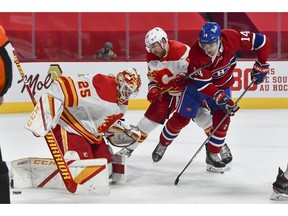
188, 29, 271, 98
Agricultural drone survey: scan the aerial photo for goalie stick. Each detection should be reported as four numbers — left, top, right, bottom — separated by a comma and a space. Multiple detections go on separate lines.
174, 78, 256, 185
13, 51, 77, 193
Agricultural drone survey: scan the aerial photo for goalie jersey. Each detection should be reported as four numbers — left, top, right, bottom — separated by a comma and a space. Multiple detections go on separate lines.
49, 73, 127, 144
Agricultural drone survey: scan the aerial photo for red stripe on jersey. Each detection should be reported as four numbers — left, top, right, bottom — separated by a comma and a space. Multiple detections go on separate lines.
56, 76, 78, 107
60, 108, 102, 144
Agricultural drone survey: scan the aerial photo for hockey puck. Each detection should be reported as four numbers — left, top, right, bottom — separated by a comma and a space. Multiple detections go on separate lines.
12, 191, 22, 195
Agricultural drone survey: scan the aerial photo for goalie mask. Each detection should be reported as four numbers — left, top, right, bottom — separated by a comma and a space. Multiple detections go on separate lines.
116, 68, 141, 105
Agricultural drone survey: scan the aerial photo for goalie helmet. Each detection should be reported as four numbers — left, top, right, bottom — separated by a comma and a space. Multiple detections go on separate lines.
145, 27, 168, 52
116, 68, 141, 105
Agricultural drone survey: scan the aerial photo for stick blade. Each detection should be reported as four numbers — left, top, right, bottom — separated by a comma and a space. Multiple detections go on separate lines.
174, 177, 179, 185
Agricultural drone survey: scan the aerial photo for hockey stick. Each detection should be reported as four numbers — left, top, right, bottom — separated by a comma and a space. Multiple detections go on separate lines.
174, 79, 255, 185
13, 51, 77, 193
159, 61, 212, 123
161, 61, 212, 95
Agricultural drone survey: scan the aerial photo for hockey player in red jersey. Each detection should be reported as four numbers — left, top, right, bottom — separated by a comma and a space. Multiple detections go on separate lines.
153, 22, 271, 173
26, 68, 142, 165
117, 27, 213, 157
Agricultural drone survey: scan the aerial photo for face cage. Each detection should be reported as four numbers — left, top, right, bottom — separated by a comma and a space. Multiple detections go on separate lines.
118, 79, 138, 105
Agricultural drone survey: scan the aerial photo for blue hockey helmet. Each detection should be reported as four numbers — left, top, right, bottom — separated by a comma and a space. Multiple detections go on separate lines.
199, 22, 221, 44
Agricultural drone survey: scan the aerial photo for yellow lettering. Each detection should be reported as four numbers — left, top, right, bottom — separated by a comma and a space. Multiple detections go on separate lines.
44, 132, 73, 180
34, 160, 41, 164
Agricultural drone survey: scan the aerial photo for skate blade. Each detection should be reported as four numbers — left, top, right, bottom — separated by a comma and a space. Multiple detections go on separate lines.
206, 164, 225, 174
270, 191, 288, 200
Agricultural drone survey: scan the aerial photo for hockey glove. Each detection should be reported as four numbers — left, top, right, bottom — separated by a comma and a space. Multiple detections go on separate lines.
251, 60, 270, 84
147, 87, 163, 103
214, 90, 239, 116
173, 73, 187, 90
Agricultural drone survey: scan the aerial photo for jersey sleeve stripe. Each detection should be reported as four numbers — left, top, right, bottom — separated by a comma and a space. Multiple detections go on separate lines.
48, 95, 56, 119
253, 34, 266, 50
57, 77, 78, 107
197, 83, 211, 91
60, 108, 102, 144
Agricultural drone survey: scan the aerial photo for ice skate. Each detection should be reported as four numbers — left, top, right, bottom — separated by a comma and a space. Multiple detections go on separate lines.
116, 147, 134, 158
220, 143, 233, 170
152, 142, 167, 163
206, 151, 226, 173
270, 167, 288, 200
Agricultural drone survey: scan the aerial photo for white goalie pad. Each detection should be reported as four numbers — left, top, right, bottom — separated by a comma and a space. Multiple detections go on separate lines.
111, 154, 127, 184
25, 94, 63, 136
10, 157, 110, 195
105, 120, 141, 147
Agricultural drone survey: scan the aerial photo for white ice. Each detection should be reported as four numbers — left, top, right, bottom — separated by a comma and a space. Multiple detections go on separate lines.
1, 109, 288, 213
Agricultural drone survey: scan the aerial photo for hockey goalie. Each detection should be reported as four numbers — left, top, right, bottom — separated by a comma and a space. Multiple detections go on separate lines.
11, 67, 142, 195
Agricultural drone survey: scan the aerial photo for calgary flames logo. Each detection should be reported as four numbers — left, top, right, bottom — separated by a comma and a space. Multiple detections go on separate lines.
147, 68, 174, 88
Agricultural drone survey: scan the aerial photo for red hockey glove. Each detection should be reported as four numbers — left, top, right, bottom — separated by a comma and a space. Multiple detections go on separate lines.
251, 60, 270, 84
214, 90, 239, 116
173, 73, 187, 90
147, 87, 162, 103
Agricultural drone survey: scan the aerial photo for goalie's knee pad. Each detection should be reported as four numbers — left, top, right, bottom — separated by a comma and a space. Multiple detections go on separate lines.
25, 93, 63, 136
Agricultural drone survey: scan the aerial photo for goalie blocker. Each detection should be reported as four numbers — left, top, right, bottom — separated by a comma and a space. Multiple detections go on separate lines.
25, 93, 63, 137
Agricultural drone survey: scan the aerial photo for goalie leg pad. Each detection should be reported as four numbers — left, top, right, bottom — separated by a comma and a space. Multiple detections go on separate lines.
25, 93, 63, 136
111, 154, 127, 184
11, 157, 110, 195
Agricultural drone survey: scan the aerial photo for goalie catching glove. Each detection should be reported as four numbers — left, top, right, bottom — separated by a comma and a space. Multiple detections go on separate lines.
104, 120, 141, 147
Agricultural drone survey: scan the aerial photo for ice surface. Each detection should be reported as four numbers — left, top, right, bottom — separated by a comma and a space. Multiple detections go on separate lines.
1, 109, 287, 213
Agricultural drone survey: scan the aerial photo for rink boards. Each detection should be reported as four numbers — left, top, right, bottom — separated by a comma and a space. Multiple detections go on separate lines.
0, 61, 288, 113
